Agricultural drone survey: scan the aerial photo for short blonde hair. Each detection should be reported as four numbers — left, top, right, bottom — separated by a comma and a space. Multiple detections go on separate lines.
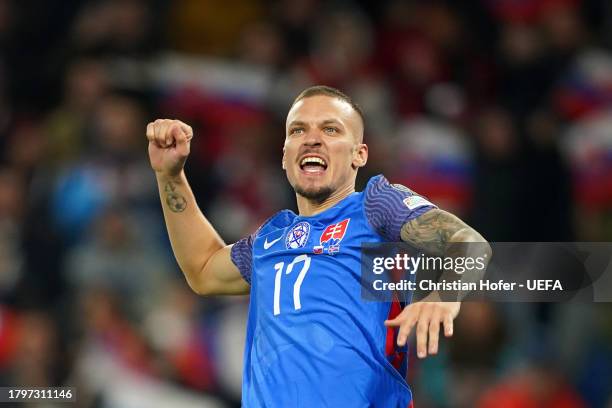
292, 85, 365, 127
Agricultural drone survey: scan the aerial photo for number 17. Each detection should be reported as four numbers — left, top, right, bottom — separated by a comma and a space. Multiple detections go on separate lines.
273, 254, 311, 315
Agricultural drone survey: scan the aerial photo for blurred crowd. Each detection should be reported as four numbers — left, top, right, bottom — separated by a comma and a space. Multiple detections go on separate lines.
0, 0, 611, 407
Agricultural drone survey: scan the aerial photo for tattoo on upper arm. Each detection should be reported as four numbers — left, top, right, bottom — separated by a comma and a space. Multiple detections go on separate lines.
164, 181, 187, 213
400, 209, 469, 255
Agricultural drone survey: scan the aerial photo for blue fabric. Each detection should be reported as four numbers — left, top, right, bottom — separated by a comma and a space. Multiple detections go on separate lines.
230, 175, 436, 407
364, 175, 436, 241
230, 234, 254, 284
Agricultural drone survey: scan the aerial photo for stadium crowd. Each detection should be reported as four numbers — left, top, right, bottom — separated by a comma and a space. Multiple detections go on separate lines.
0, 0, 611, 406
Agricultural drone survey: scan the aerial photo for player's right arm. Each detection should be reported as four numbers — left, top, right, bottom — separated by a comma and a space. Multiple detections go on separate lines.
146, 119, 250, 296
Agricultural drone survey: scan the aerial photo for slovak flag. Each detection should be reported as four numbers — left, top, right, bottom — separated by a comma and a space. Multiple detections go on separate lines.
320, 219, 350, 248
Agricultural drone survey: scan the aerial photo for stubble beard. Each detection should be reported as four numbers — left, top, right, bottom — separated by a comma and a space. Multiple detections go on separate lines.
294, 183, 334, 204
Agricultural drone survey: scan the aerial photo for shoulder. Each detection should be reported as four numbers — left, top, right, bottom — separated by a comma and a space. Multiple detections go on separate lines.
364, 174, 434, 207
254, 209, 296, 239
235, 209, 296, 249
363, 174, 437, 241
230, 209, 296, 284
364, 174, 418, 196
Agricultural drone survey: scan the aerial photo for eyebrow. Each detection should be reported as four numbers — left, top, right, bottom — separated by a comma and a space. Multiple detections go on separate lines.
288, 120, 306, 128
320, 119, 343, 127
287, 119, 344, 127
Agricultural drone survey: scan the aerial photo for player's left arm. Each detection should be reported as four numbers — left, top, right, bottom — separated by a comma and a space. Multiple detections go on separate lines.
384, 208, 492, 358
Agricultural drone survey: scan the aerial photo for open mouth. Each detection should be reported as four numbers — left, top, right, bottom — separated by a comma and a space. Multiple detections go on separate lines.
299, 156, 328, 174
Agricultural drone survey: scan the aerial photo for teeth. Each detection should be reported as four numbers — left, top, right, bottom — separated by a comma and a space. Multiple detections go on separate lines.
300, 157, 327, 167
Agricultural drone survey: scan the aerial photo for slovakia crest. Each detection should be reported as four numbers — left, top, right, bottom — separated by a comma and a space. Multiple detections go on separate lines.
286, 221, 311, 249
314, 219, 350, 255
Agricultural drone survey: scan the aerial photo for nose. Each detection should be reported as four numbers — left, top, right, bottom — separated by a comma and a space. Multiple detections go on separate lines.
303, 128, 323, 147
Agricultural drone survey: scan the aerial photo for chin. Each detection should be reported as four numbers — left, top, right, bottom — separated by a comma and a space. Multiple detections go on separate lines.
293, 183, 334, 203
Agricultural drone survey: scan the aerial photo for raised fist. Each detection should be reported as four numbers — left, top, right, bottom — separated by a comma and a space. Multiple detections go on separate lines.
146, 119, 193, 177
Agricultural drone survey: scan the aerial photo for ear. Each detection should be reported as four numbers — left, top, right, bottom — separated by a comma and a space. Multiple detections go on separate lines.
282, 146, 287, 170
352, 143, 368, 169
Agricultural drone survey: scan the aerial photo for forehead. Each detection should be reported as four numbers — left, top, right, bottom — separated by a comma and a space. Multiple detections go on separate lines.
286, 95, 357, 126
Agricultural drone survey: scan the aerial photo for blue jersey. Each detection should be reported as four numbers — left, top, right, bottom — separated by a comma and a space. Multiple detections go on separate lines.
231, 175, 436, 407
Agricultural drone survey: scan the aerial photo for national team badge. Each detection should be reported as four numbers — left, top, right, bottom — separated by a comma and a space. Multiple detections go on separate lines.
286, 221, 311, 249
316, 219, 350, 255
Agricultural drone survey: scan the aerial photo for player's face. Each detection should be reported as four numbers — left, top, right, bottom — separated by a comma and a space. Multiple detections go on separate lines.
283, 95, 367, 202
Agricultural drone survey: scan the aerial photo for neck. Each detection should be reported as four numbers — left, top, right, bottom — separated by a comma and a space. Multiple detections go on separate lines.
296, 183, 355, 216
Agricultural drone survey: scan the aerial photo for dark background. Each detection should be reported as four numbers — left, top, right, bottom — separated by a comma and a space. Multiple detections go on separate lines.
0, 0, 611, 407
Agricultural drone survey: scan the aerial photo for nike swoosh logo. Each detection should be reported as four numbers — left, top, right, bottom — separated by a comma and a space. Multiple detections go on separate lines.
263, 236, 282, 250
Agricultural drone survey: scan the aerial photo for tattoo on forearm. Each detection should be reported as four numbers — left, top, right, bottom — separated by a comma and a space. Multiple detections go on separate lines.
400, 209, 470, 255
401, 208, 491, 301
164, 181, 187, 213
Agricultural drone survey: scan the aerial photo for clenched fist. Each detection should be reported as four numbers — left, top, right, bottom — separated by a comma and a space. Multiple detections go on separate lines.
146, 119, 193, 177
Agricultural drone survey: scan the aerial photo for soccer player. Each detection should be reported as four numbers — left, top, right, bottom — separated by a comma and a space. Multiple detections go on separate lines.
146, 86, 490, 407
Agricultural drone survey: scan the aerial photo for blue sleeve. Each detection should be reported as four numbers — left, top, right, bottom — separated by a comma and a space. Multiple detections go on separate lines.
230, 210, 295, 285
231, 233, 255, 284
364, 175, 437, 242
